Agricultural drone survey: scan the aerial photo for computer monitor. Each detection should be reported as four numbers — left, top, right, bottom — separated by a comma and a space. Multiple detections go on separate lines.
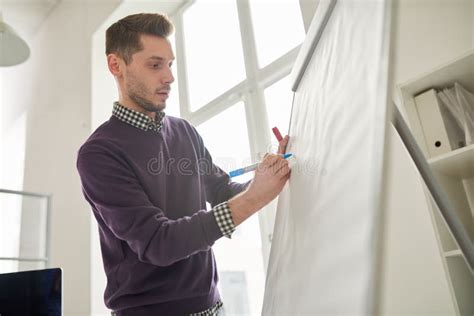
0, 268, 62, 316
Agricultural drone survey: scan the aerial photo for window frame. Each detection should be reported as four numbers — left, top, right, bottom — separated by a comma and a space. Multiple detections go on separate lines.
171, 0, 303, 270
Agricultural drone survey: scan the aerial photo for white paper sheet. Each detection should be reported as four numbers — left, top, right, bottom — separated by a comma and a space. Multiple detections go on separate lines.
262, 0, 390, 314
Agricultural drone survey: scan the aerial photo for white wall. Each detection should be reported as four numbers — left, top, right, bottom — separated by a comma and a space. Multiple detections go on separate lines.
392, 0, 473, 88
2, 1, 121, 315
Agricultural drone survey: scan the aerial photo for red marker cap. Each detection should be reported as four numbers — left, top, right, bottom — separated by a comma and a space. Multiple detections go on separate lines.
272, 127, 283, 142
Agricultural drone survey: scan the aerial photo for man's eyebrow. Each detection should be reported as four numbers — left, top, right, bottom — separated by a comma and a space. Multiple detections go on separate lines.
148, 56, 176, 61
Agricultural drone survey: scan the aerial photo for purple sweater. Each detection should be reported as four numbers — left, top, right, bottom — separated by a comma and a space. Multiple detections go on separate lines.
76, 114, 248, 314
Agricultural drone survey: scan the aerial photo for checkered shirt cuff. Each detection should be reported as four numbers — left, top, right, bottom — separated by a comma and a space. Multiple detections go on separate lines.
189, 300, 223, 316
213, 201, 235, 238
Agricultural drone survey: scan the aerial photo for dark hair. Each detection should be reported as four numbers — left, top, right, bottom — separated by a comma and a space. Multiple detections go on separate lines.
105, 13, 174, 65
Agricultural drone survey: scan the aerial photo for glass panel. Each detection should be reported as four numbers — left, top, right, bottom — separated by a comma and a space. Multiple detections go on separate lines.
0, 69, 2, 180
264, 75, 293, 150
0, 193, 23, 268
17, 195, 48, 259
183, 0, 246, 111
0, 192, 49, 273
0, 260, 45, 274
261, 76, 294, 270
196, 102, 250, 174
220, 271, 250, 315
249, 0, 305, 68
196, 102, 264, 315
165, 33, 181, 118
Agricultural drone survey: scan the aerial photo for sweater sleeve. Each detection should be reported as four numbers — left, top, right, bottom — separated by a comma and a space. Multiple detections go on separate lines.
182, 119, 251, 207
77, 143, 223, 267
198, 142, 251, 208
203, 156, 251, 207
200, 143, 251, 239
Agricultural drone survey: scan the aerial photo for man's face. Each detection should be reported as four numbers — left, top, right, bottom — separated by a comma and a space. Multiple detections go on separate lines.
123, 34, 175, 113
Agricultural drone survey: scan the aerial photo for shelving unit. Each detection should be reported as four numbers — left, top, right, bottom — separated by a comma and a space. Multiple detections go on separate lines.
445, 249, 463, 258
398, 50, 474, 316
429, 145, 474, 178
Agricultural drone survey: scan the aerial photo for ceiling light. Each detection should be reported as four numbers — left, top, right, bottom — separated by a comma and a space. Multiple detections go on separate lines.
0, 13, 30, 67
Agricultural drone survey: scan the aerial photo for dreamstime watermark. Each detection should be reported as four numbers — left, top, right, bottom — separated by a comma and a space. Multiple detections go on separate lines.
146, 150, 327, 177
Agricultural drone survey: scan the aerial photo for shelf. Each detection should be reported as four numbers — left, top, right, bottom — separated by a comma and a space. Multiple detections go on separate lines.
428, 144, 474, 178
398, 51, 474, 99
397, 51, 474, 158
398, 50, 474, 316
444, 249, 462, 258
445, 256, 474, 316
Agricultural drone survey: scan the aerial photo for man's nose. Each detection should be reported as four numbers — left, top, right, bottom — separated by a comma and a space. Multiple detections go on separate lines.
162, 67, 174, 85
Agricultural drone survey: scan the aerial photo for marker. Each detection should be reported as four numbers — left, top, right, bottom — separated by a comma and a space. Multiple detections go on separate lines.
272, 127, 283, 142
229, 153, 293, 178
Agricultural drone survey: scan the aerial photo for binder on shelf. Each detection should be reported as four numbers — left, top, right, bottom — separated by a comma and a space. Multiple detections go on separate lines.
414, 89, 465, 158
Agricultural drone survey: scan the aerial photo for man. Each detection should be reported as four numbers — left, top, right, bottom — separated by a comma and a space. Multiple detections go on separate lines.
77, 13, 290, 315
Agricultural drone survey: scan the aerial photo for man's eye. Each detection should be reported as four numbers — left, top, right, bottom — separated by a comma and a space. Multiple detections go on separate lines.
152, 64, 161, 69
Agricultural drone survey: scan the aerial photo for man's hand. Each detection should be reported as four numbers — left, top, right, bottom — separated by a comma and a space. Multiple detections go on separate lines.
248, 153, 290, 204
277, 135, 290, 155
228, 153, 291, 226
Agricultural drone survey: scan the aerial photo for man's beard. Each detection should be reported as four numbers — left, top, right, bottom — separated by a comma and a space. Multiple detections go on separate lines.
126, 74, 166, 113
129, 90, 165, 113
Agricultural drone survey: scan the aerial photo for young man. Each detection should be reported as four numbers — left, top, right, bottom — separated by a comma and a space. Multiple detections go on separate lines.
77, 13, 290, 316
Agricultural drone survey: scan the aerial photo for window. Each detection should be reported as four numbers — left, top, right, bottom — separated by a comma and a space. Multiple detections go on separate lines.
171, 0, 306, 312
0, 192, 48, 274
264, 75, 294, 136
0, 70, 3, 185
94, 0, 306, 312
196, 102, 250, 173
196, 102, 264, 314
0, 75, 31, 273
165, 33, 181, 118
0, 193, 22, 273
183, 0, 246, 111
249, 0, 305, 67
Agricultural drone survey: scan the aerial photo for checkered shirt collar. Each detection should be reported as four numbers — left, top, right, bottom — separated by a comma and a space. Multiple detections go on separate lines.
112, 101, 165, 132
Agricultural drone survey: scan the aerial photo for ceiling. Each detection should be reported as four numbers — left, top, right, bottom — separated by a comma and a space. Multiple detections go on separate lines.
0, 0, 187, 40
1, 0, 60, 39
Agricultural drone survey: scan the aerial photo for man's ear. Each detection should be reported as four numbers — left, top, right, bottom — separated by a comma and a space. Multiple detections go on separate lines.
107, 54, 123, 77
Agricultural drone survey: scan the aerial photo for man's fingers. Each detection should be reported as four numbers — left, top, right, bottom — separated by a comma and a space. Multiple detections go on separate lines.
277, 144, 284, 154
271, 158, 289, 176
261, 151, 291, 173
277, 135, 290, 154
275, 161, 290, 177
263, 153, 281, 167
